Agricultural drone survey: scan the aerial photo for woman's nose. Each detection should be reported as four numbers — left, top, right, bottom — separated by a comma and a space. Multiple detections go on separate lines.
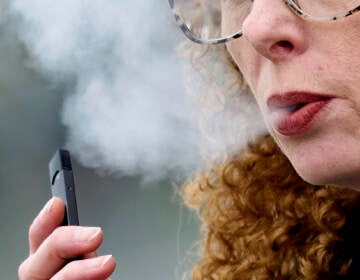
241, 0, 309, 61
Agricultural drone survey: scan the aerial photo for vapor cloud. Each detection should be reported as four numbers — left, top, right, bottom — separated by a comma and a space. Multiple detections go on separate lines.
8, 0, 199, 181
7, 0, 266, 182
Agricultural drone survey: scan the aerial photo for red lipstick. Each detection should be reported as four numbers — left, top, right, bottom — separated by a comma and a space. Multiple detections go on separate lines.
267, 92, 333, 136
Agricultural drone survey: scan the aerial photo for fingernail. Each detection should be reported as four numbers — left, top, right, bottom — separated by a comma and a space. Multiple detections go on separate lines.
74, 227, 102, 242
87, 255, 113, 268
100, 255, 113, 267
40, 198, 56, 216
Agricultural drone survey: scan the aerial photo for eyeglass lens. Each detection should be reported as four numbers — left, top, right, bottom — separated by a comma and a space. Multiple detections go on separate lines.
173, 0, 360, 41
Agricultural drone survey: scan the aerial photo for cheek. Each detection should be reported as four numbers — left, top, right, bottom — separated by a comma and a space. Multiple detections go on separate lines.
226, 41, 260, 94
226, 41, 269, 124
315, 18, 360, 76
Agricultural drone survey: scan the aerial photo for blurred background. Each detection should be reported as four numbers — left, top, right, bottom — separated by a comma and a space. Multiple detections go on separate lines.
0, 0, 200, 279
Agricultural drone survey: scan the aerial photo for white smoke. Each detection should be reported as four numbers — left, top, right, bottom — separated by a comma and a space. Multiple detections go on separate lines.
8, 0, 199, 181
7, 0, 267, 182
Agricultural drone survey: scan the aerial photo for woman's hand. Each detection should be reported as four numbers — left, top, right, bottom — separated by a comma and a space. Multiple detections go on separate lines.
18, 197, 116, 280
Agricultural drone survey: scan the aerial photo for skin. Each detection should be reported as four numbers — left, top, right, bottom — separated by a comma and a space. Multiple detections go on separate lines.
18, 197, 116, 280
224, 0, 360, 189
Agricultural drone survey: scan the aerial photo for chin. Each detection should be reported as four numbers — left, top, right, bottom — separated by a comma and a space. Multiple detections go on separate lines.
278, 133, 360, 190
293, 166, 331, 186
292, 161, 360, 191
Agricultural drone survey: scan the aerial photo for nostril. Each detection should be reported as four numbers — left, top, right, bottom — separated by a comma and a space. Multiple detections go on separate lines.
278, 40, 293, 49
270, 40, 294, 55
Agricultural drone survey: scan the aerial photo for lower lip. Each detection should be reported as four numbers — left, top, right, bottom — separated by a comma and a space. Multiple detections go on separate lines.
276, 100, 331, 136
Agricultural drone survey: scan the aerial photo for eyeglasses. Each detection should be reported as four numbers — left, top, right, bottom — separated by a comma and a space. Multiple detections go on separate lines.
168, 0, 360, 44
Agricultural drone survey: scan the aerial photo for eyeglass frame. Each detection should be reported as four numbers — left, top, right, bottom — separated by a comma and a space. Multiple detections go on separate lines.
168, 0, 360, 45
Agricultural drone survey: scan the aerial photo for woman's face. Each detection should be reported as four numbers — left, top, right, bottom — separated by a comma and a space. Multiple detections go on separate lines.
225, 0, 360, 189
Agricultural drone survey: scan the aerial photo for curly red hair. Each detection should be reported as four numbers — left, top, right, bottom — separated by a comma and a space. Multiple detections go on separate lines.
183, 135, 360, 279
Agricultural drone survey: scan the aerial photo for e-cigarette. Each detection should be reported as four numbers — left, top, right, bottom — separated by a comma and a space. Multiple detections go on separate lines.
49, 149, 80, 226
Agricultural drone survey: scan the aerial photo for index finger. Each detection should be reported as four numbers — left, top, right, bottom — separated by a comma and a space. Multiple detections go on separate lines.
29, 197, 65, 254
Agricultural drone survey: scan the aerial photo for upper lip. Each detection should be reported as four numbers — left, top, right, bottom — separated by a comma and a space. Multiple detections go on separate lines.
267, 91, 334, 110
